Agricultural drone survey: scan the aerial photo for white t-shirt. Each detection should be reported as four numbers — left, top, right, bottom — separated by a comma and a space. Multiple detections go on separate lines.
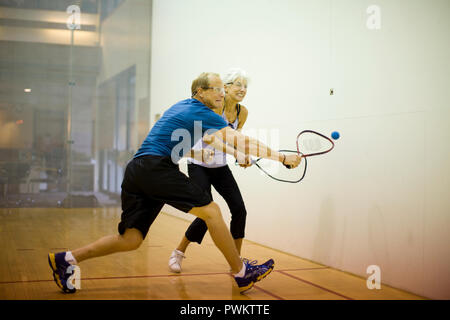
188, 107, 240, 168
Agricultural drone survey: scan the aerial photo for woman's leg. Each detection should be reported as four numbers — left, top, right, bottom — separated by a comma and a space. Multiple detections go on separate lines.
169, 164, 213, 272
211, 165, 247, 255
181, 164, 213, 249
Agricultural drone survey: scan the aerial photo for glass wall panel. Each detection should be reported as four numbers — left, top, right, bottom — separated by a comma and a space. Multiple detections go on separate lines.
0, 0, 152, 207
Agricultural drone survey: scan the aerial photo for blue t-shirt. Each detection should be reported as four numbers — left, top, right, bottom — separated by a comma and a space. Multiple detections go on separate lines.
135, 99, 228, 161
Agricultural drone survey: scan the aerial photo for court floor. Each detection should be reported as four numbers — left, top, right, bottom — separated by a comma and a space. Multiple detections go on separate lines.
0, 207, 425, 300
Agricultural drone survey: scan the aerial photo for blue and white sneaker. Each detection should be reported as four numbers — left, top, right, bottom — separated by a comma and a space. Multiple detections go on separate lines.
48, 252, 77, 293
234, 259, 275, 293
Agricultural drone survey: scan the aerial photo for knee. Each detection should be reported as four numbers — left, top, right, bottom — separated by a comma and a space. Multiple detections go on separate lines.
197, 202, 221, 221
231, 210, 247, 224
121, 228, 143, 251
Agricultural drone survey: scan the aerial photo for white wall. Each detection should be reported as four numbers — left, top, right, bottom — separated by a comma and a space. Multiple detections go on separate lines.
150, 0, 450, 299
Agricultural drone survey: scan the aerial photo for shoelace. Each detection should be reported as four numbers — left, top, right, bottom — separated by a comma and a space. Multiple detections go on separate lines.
242, 258, 258, 266
174, 251, 185, 260
243, 258, 268, 275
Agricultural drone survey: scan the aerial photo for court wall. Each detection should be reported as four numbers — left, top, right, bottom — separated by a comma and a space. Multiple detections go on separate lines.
150, 0, 450, 299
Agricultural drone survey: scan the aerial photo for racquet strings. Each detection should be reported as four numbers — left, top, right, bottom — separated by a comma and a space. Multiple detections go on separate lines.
253, 150, 307, 183
297, 130, 334, 157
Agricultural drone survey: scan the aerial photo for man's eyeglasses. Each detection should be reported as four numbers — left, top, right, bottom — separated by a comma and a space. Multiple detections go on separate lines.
203, 87, 225, 94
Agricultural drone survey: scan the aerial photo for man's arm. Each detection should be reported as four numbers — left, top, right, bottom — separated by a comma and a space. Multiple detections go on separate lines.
204, 127, 301, 168
202, 133, 251, 165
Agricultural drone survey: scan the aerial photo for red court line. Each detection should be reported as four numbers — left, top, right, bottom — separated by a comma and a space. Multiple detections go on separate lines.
277, 270, 354, 300
253, 285, 284, 300
0, 266, 327, 285
1, 266, 352, 301
0, 279, 52, 284
0, 272, 226, 285
275, 267, 329, 272
82, 271, 229, 282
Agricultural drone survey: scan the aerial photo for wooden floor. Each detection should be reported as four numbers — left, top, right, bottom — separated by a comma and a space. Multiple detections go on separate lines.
0, 207, 425, 300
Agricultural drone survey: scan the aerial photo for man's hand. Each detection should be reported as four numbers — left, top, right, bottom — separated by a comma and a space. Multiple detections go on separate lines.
189, 149, 215, 163
202, 148, 215, 163
282, 154, 302, 169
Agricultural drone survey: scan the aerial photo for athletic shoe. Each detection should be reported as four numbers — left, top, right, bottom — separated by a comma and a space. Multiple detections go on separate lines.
234, 259, 274, 293
168, 249, 185, 273
48, 252, 77, 293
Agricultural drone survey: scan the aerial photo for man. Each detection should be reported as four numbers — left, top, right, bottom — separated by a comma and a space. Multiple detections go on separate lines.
48, 72, 301, 294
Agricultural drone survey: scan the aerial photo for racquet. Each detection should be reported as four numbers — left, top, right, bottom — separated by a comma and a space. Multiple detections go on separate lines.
237, 130, 335, 183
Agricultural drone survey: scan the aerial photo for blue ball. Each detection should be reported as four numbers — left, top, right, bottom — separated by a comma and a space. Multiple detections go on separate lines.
331, 131, 340, 140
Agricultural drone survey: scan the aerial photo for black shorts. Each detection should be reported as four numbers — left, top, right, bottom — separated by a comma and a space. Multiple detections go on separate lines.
185, 164, 247, 244
118, 155, 212, 238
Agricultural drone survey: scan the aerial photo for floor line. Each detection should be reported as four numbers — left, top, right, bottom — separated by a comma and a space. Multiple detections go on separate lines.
253, 285, 284, 300
0, 266, 327, 285
277, 270, 354, 300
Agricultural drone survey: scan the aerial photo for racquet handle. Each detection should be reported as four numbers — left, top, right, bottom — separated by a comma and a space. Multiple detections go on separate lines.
234, 158, 257, 166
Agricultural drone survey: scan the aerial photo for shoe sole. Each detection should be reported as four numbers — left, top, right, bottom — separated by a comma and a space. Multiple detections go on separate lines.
169, 269, 181, 273
239, 263, 275, 294
238, 269, 272, 294
239, 281, 254, 294
168, 264, 181, 273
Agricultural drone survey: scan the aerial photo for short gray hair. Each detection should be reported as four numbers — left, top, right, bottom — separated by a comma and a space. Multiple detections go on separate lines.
223, 68, 249, 85
191, 72, 220, 97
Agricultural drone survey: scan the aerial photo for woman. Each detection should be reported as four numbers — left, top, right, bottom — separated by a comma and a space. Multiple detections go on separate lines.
169, 68, 250, 273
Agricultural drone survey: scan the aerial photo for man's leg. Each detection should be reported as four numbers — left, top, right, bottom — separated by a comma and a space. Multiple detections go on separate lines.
234, 238, 243, 255
72, 228, 143, 263
189, 202, 242, 273
188, 201, 274, 293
